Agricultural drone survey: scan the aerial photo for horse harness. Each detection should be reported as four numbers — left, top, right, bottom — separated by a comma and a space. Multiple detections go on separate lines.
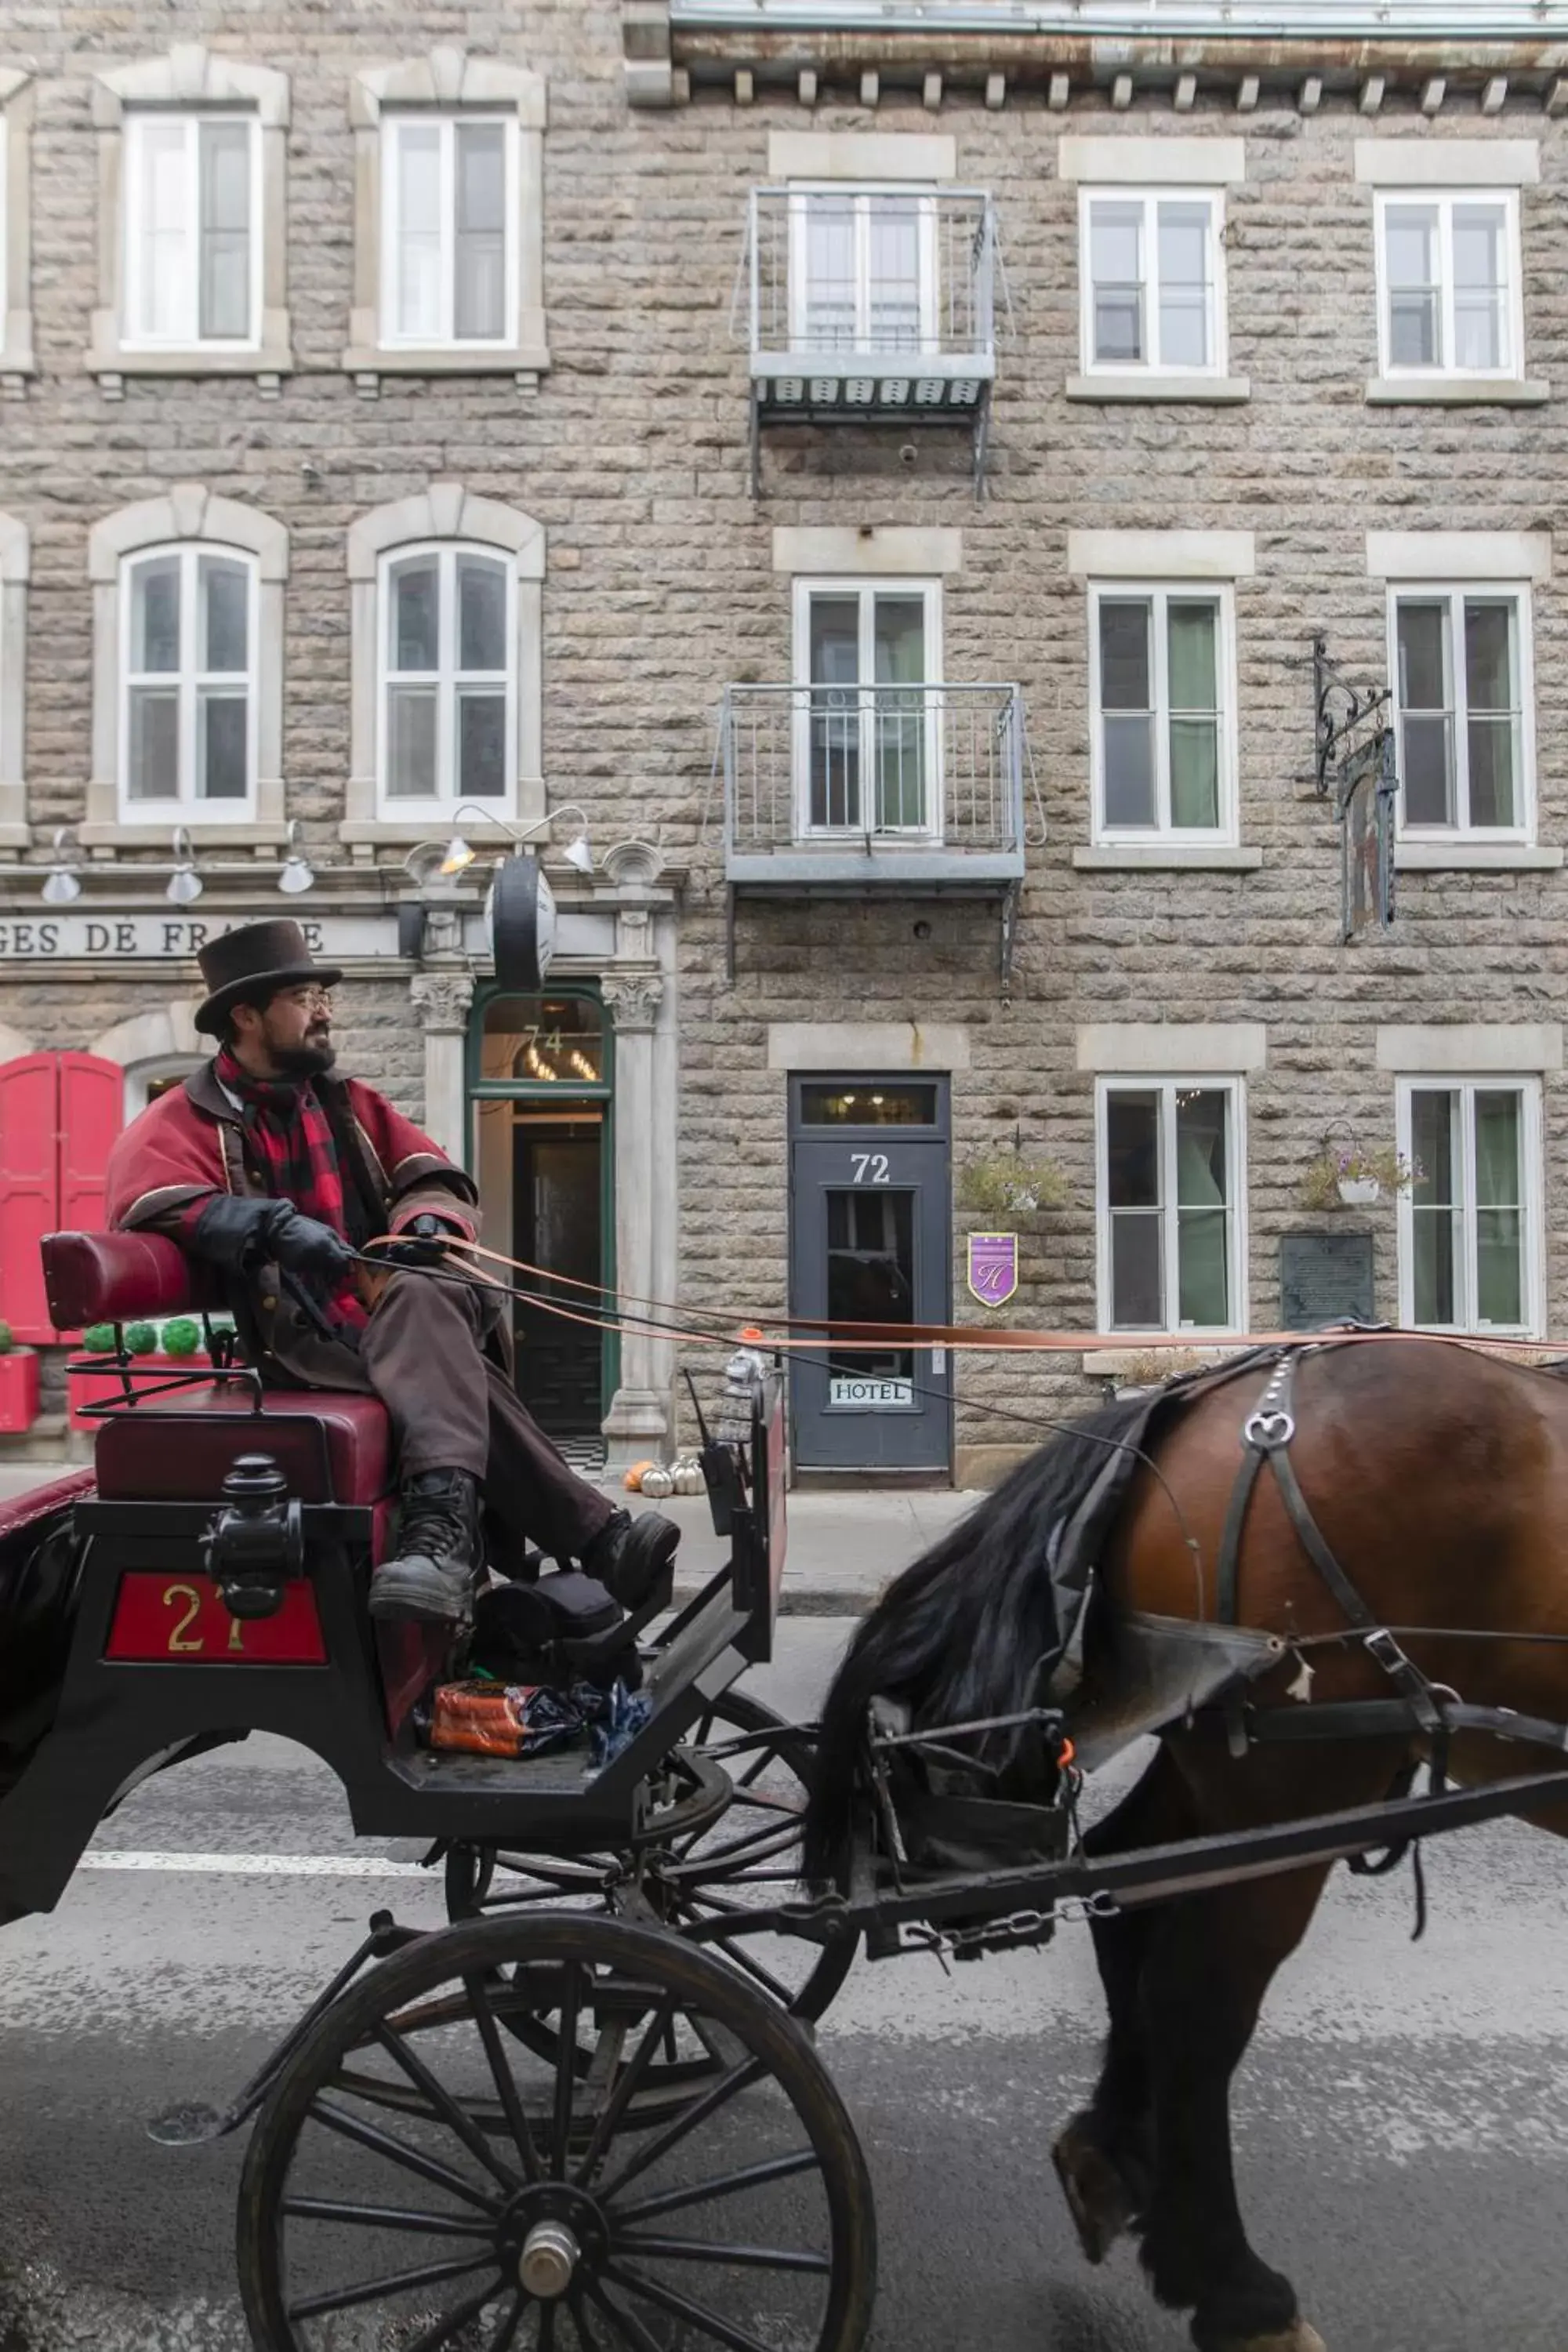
1211, 1345, 1568, 1800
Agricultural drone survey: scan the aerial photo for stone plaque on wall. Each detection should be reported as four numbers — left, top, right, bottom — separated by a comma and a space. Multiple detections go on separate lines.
1279, 1232, 1376, 1332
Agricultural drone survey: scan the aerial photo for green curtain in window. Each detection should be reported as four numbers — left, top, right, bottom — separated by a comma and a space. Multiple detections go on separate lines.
1167, 602, 1219, 829
874, 596, 927, 830
1474, 1091, 1523, 1326
1175, 1094, 1229, 1326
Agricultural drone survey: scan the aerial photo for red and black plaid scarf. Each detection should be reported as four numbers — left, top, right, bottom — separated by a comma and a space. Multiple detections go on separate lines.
215, 1047, 366, 1330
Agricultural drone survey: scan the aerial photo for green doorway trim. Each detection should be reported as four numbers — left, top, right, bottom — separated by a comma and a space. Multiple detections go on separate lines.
465, 981, 619, 1424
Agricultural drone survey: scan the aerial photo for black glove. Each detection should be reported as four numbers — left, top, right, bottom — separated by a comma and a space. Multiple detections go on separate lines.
367, 1212, 458, 1271
189, 1195, 355, 1284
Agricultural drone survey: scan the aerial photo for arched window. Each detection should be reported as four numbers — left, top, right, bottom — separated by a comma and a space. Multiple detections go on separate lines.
379, 541, 512, 807
344, 485, 543, 848
122, 542, 257, 809
86, 487, 288, 848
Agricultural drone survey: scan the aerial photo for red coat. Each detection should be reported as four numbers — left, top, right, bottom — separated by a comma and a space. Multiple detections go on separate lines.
107, 1059, 483, 1388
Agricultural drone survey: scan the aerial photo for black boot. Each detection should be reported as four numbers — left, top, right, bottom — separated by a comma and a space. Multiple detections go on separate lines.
368, 1469, 484, 1627
582, 1508, 681, 1610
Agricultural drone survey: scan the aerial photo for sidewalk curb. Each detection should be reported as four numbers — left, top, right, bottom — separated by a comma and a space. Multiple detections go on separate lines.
670, 1579, 877, 1618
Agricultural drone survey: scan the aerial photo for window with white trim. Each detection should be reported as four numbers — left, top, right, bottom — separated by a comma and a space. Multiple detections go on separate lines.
119, 544, 256, 815
122, 113, 260, 348
1097, 1078, 1245, 1333
1390, 586, 1531, 837
1090, 583, 1236, 842
791, 578, 941, 839
382, 114, 517, 348
787, 187, 937, 354
1080, 189, 1225, 376
1375, 191, 1521, 379
379, 543, 514, 809
1397, 1077, 1541, 1335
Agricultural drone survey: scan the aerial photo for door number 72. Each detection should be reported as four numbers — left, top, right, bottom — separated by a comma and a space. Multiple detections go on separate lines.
850, 1153, 891, 1184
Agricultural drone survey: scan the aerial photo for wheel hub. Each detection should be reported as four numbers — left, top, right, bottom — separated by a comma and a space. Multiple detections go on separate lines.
518, 2218, 578, 2299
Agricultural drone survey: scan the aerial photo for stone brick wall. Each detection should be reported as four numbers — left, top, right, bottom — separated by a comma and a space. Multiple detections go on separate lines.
3, 5, 1567, 1465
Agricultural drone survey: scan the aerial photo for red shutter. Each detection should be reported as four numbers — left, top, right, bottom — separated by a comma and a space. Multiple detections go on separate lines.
56, 1053, 124, 1250
0, 1054, 64, 1342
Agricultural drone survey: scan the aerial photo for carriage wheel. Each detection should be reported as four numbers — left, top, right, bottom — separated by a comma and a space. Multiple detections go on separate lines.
445, 1693, 858, 2066
236, 1912, 877, 2352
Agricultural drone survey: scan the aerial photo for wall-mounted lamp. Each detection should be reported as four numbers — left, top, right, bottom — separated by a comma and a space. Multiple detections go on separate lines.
438, 803, 593, 880
41, 828, 82, 906
166, 826, 203, 906
277, 818, 316, 895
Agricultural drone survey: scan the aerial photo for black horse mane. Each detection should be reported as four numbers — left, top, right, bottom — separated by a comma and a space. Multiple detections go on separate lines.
801, 1388, 1152, 1886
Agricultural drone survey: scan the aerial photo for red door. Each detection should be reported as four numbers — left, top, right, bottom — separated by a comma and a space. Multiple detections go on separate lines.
0, 1052, 123, 1341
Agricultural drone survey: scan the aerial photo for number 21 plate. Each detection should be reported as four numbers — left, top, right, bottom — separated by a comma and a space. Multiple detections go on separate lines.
105, 1573, 327, 1664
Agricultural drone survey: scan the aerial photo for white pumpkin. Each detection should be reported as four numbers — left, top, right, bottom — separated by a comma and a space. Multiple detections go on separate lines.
639, 1465, 675, 1501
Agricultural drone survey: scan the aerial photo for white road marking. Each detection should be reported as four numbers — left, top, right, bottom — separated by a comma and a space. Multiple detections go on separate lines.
80, 1849, 429, 1878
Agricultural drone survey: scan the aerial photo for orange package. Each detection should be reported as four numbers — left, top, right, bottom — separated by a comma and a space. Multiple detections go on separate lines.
427, 1679, 584, 1759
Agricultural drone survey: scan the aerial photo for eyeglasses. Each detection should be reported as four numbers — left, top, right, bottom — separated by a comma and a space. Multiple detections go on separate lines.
281, 986, 334, 1012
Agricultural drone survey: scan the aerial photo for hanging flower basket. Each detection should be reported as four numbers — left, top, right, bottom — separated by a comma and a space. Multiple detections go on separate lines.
1300, 1145, 1419, 1214
956, 1154, 1070, 1221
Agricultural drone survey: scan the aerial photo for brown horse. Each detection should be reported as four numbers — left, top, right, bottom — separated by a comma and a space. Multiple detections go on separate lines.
804, 1334, 1568, 2352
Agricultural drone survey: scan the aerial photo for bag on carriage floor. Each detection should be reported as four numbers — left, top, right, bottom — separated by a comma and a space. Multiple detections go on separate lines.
469, 1570, 641, 1691
422, 1673, 652, 1765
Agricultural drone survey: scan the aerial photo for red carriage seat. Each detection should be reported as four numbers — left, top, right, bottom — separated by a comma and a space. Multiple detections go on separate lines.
41, 1232, 393, 1506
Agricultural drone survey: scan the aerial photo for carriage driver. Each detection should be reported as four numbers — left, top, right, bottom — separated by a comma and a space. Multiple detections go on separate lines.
103, 919, 681, 1629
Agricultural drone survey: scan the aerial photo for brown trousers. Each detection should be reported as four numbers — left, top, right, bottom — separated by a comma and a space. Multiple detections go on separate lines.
356, 1273, 615, 1564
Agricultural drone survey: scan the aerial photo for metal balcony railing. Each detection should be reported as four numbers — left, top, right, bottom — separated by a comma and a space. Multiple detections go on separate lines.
745, 187, 996, 393
721, 682, 1026, 885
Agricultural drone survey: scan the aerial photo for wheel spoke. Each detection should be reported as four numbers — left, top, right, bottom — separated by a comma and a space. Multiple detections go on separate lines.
673, 1922, 794, 2009
287, 2250, 499, 2322
583, 2278, 666, 2352
614, 2147, 824, 2227
464, 1970, 546, 2185
615, 2235, 830, 2275
569, 2290, 607, 2352
373, 2022, 521, 2191
281, 2196, 497, 2239
553, 1962, 583, 2174
575, 1998, 677, 2186
596, 2056, 765, 2203
307, 2096, 501, 2213
535, 2302, 557, 2352
608, 2262, 779, 2352
405, 2276, 515, 2352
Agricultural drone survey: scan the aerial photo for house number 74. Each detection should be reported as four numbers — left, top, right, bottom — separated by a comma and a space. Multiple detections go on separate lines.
850, 1153, 891, 1184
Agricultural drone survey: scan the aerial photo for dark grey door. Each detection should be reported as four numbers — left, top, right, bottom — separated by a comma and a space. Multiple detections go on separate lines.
788, 1076, 952, 1472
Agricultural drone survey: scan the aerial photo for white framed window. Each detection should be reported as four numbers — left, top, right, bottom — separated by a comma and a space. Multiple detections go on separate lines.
1389, 586, 1532, 838
381, 113, 517, 349
1396, 1077, 1542, 1335
786, 186, 938, 354
118, 543, 257, 816
378, 542, 514, 811
122, 112, 260, 349
1080, 188, 1225, 376
89, 53, 290, 389
1089, 583, 1236, 843
347, 50, 548, 388
1096, 1076, 1246, 1333
1374, 191, 1521, 380
791, 578, 942, 840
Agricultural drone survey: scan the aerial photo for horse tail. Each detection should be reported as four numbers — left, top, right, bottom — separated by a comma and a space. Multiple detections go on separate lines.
801, 1392, 1152, 1888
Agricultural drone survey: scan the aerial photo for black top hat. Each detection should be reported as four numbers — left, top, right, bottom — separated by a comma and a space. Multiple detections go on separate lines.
193, 919, 344, 1036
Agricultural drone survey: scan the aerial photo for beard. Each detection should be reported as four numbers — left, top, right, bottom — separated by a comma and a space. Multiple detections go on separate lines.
269, 1029, 337, 1080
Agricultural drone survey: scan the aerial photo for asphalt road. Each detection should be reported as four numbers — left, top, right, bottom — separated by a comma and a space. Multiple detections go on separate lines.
3, 1621, 1568, 2352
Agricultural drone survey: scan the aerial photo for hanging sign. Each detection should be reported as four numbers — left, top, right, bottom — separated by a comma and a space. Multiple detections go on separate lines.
966, 1232, 1018, 1308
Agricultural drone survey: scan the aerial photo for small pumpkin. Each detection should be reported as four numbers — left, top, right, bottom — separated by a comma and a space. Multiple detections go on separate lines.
622, 1460, 655, 1494
639, 1465, 675, 1501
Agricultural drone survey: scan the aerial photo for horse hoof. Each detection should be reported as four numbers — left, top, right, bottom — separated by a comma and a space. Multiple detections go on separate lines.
1051, 2119, 1134, 2265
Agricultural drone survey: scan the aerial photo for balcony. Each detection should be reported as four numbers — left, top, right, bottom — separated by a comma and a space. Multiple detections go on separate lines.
719, 681, 1029, 979
742, 187, 999, 494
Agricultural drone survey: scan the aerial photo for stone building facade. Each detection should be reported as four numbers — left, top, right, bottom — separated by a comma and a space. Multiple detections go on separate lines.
2, 0, 1567, 1477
